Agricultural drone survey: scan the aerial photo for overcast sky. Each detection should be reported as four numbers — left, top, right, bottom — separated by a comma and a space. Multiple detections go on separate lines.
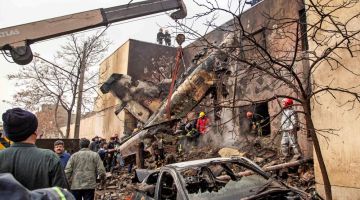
0, 0, 245, 114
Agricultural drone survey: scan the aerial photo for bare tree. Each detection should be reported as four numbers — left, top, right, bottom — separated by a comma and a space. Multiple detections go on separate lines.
146, 55, 175, 84
173, 0, 360, 199
8, 33, 110, 138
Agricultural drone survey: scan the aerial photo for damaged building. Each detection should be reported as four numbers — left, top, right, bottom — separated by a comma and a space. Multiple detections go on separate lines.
63, 0, 314, 158
36, 104, 74, 138
83, 0, 313, 157
61, 39, 179, 139
63, 0, 360, 199
306, 0, 360, 198
180, 0, 313, 156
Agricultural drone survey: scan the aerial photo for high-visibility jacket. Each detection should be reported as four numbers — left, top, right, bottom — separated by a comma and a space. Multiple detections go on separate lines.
196, 117, 209, 135
0, 137, 11, 150
0, 173, 74, 200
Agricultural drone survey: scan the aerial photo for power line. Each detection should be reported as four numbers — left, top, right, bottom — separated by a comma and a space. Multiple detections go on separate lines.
1, 50, 15, 63
33, 55, 78, 78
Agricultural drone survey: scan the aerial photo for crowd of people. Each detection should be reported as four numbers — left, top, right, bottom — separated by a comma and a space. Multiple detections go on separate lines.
0, 108, 74, 199
0, 108, 107, 200
0, 97, 301, 199
88, 134, 126, 173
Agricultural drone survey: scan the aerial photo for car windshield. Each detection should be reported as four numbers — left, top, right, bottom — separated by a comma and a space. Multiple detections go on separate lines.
180, 162, 274, 200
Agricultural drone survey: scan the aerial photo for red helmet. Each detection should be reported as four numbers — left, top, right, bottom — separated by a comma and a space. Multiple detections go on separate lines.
282, 98, 294, 108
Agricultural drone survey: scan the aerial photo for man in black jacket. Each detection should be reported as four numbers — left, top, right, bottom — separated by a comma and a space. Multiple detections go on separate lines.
157, 28, 164, 45
0, 108, 68, 190
164, 30, 171, 46
89, 136, 100, 152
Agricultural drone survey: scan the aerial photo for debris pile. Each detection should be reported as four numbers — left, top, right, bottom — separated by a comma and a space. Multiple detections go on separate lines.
217, 145, 315, 192
95, 142, 315, 200
95, 171, 134, 200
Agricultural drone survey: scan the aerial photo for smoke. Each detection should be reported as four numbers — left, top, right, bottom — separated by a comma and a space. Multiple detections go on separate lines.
177, 107, 250, 152
219, 108, 239, 146
197, 109, 238, 149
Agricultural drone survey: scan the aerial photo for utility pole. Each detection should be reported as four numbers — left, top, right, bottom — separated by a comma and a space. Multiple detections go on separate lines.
74, 42, 87, 139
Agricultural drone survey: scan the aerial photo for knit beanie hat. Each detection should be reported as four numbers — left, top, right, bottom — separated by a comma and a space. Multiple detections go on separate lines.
2, 108, 38, 142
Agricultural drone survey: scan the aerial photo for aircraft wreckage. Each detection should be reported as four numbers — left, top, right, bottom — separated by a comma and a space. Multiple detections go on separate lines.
100, 33, 238, 157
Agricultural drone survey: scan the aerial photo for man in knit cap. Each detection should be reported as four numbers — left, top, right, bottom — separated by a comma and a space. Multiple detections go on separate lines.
0, 108, 68, 190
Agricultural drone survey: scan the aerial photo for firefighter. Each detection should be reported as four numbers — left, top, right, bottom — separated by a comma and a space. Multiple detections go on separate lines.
280, 98, 301, 161
196, 112, 210, 135
246, 111, 256, 135
246, 111, 264, 136
0, 173, 75, 200
185, 115, 200, 146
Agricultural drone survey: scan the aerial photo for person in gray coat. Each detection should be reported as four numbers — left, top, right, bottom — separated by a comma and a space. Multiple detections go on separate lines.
65, 138, 105, 200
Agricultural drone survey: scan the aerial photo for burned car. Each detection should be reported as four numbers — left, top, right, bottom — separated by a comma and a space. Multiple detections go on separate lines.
130, 157, 315, 200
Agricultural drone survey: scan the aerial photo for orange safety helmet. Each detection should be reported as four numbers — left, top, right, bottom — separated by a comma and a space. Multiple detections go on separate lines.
282, 98, 294, 108
246, 111, 253, 118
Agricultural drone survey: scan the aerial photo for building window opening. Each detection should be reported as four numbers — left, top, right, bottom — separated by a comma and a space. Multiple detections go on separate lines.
240, 102, 271, 137
299, 9, 309, 51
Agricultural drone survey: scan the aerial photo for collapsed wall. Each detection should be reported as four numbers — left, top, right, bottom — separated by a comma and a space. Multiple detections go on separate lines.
92, 0, 313, 159
182, 0, 312, 157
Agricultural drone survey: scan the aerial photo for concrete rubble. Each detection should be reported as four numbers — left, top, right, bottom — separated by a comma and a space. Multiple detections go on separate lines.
95, 18, 316, 200
95, 143, 316, 200
218, 147, 245, 158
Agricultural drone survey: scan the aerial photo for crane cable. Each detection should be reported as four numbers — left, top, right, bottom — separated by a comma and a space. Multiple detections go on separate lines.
166, 21, 183, 119
166, 46, 183, 119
